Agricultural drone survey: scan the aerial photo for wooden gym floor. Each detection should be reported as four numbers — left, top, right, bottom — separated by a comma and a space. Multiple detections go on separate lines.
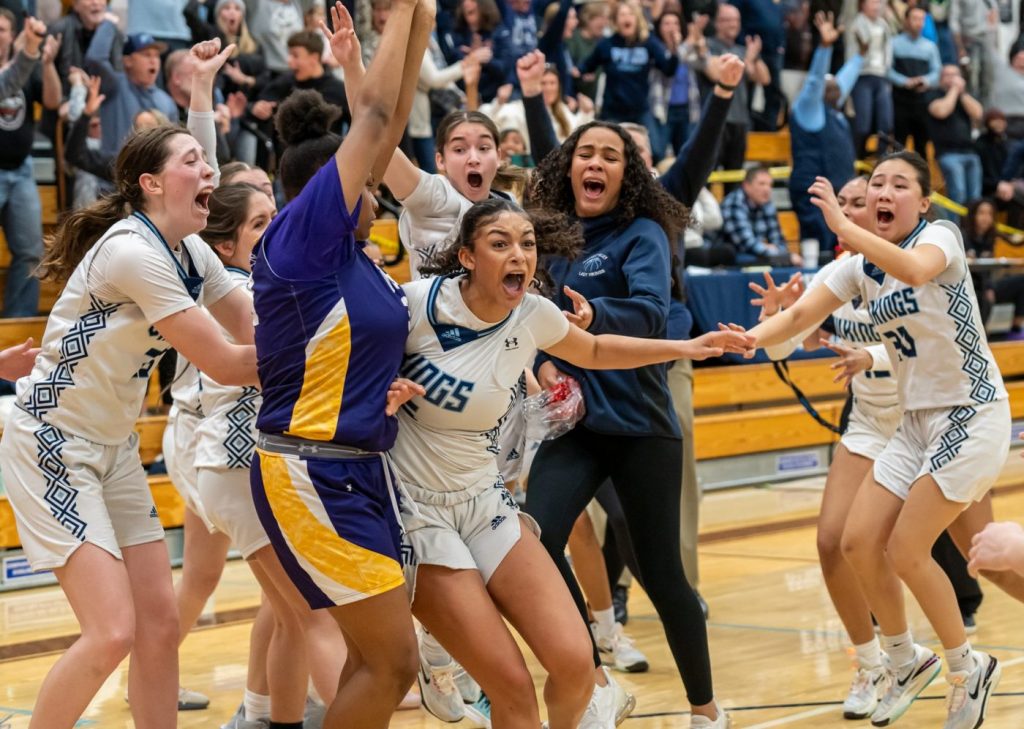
3, 475, 1024, 728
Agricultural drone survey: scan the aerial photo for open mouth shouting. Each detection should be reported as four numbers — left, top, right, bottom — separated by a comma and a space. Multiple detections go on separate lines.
195, 187, 213, 215
502, 271, 526, 297
582, 177, 606, 201
876, 207, 895, 227
467, 171, 484, 193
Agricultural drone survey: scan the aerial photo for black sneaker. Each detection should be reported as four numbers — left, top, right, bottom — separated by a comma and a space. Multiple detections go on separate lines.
612, 584, 629, 625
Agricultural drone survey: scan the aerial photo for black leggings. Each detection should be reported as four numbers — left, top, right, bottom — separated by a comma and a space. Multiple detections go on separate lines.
525, 427, 713, 706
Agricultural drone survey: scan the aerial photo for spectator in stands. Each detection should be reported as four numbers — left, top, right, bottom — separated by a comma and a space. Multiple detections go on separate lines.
498, 0, 537, 84
49, 0, 122, 96
977, 109, 1010, 196
889, 5, 940, 153
848, 0, 894, 156
127, 0, 192, 53
87, 28, 177, 168
577, 0, 677, 149
929, 0, 956, 63
359, 0, 391, 66
962, 198, 1024, 330
789, 11, 859, 257
536, 0, 577, 105
250, 30, 350, 156
247, 0, 304, 79
183, 0, 267, 98
926, 64, 983, 206
721, 165, 802, 266
442, 0, 512, 103
566, 0, 608, 100
810, 0, 844, 72
701, 2, 769, 181
730, 0, 785, 130
649, 11, 703, 159
992, 47, 1024, 139
0, 12, 58, 317
949, 0, 997, 102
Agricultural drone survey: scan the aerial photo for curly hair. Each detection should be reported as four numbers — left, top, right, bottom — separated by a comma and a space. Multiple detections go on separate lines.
419, 198, 583, 293
526, 121, 689, 242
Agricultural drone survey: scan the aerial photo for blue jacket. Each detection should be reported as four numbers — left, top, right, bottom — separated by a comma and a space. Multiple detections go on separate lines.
536, 214, 680, 438
578, 35, 677, 122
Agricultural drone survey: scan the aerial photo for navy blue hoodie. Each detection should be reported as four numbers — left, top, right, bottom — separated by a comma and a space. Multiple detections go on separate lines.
535, 213, 681, 438
578, 35, 678, 122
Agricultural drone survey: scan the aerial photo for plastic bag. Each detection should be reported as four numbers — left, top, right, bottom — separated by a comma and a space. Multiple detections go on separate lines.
522, 378, 586, 441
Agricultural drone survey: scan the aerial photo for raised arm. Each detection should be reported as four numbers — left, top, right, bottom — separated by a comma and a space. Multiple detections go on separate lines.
188, 39, 235, 186
83, 18, 119, 95
0, 18, 44, 100
519, 50, 558, 163
40, 31, 62, 110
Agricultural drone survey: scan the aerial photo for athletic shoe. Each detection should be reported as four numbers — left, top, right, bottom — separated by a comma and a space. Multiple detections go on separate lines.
178, 686, 210, 711
944, 652, 1001, 729
696, 591, 709, 621
456, 667, 483, 704
593, 623, 650, 673
843, 665, 890, 720
304, 696, 326, 729
417, 657, 465, 723
690, 702, 730, 728
870, 646, 942, 726
220, 704, 269, 729
578, 672, 616, 729
612, 585, 629, 626
608, 667, 636, 725
463, 692, 492, 729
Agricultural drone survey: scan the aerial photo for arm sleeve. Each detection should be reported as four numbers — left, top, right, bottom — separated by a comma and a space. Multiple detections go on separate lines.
823, 254, 863, 303
523, 91, 558, 164
836, 53, 864, 104
419, 52, 464, 89
578, 40, 607, 75
887, 39, 910, 85
659, 92, 731, 207
917, 222, 964, 279
866, 342, 891, 372
84, 20, 120, 96
99, 236, 200, 324
529, 295, 572, 350
924, 43, 941, 87
262, 157, 360, 279
649, 37, 679, 75
64, 113, 115, 181
0, 51, 37, 100
187, 110, 221, 187
536, 0, 571, 59
587, 226, 672, 337
792, 45, 831, 128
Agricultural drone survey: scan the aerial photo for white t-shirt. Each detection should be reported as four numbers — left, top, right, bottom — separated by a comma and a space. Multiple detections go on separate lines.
765, 255, 898, 408
824, 220, 1006, 411
391, 276, 569, 496
17, 216, 239, 445
194, 267, 260, 470
398, 170, 472, 280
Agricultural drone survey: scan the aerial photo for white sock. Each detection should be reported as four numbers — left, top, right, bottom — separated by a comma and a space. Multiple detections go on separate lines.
881, 630, 916, 667
244, 689, 271, 722
854, 637, 883, 670
419, 629, 452, 667
945, 641, 974, 674
307, 677, 323, 705
593, 607, 616, 639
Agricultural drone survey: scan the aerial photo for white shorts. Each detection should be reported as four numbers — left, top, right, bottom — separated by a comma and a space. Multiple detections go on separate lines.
873, 398, 1011, 503
402, 479, 540, 586
841, 398, 903, 460
196, 467, 270, 559
163, 407, 209, 525
0, 406, 165, 571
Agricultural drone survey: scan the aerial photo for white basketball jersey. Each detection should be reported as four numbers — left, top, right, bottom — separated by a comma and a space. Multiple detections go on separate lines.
169, 353, 203, 416
824, 220, 1007, 411
16, 216, 238, 445
398, 171, 470, 279
194, 267, 261, 470
391, 276, 569, 495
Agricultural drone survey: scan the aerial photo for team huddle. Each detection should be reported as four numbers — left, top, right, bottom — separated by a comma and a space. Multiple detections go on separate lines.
0, 1, 1017, 729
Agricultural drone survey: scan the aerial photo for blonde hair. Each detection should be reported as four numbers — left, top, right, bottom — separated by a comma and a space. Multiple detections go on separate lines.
217, 2, 259, 57
615, 1, 648, 43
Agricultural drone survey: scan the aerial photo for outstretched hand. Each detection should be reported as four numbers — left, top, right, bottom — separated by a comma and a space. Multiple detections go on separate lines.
563, 286, 593, 330
822, 340, 872, 389
321, 1, 362, 69
968, 521, 1024, 577
813, 11, 841, 47
684, 329, 756, 360
808, 176, 849, 237
385, 378, 426, 416
749, 271, 804, 317
0, 338, 39, 382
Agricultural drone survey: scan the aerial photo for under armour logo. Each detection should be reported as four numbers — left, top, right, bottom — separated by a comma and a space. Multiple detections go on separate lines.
505, 337, 519, 350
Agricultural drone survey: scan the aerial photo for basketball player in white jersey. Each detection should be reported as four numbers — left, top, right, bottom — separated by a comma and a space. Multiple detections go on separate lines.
390, 197, 751, 729
744, 151, 1008, 729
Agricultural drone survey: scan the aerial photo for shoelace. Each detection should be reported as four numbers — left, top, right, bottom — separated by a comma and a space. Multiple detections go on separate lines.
946, 676, 968, 713
431, 666, 460, 697
850, 668, 873, 695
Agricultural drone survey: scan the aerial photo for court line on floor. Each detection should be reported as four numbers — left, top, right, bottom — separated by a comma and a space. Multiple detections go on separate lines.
699, 550, 820, 564
0, 707, 95, 726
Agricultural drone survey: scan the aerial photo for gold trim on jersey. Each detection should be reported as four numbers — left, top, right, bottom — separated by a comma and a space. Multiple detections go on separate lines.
286, 298, 352, 441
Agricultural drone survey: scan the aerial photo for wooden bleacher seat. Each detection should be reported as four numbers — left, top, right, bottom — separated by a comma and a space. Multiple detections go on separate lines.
745, 130, 792, 166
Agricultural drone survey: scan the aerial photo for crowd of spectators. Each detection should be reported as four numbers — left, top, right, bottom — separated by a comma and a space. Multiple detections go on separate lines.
6, 0, 1024, 330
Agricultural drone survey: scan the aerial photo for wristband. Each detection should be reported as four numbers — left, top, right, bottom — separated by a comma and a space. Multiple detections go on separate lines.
716, 81, 738, 91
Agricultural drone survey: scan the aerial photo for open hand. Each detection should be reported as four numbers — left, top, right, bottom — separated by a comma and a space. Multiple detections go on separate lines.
813, 11, 840, 47
749, 270, 804, 316
684, 329, 756, 360
822, 340, 872, 388
84, 74, 105, 116
808, 176, 849, 237
0, 338, 39, 381
321, 1, 362, 68
563, 286, 593, 330
385, 377, 426, 416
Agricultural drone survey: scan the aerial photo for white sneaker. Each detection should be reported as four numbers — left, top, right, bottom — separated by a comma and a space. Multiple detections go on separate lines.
944, 652, 1001, 729
870, 645, 942, 726
463, 692, 492, 729
417, 657, 465, 723
178, 686, 210, 711
456, 668, 483, 704
609, 668, 636, 725
690, 702, 730, 728
220, 704, 270, 729
593, 623, 650, 673
843, 665, 890, 720
578, 666, 635, 728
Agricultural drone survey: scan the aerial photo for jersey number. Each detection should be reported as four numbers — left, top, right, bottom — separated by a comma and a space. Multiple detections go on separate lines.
883, 326, 917, 361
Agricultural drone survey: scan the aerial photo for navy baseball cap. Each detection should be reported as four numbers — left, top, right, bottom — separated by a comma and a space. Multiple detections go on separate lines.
123, 33, 168, 56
